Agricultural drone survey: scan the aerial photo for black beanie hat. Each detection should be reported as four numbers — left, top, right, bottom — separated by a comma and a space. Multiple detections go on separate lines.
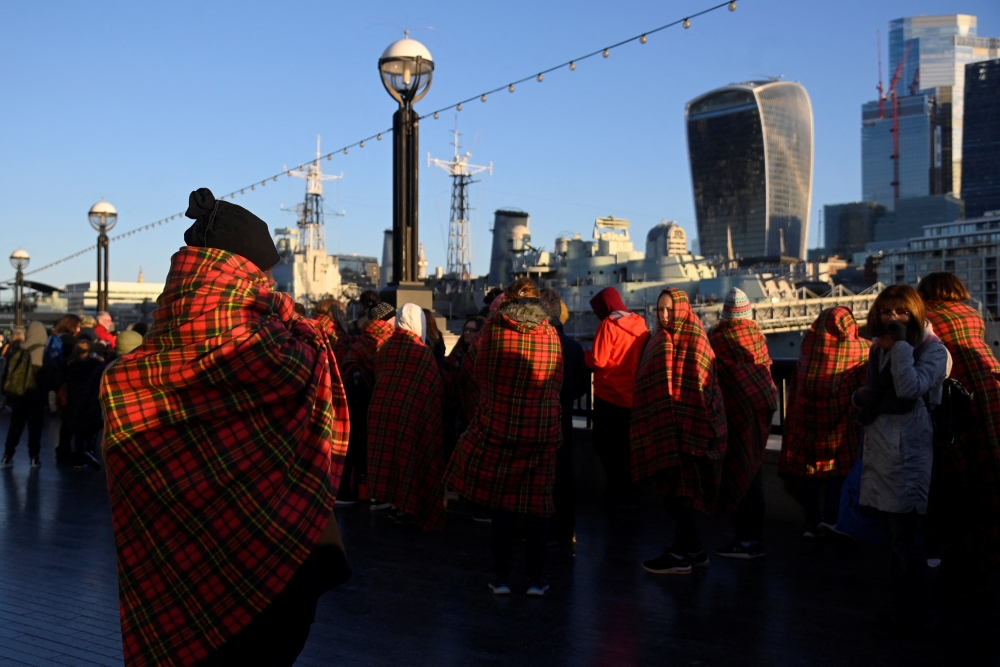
368, 302, 396, 322
183, 188, 281, 272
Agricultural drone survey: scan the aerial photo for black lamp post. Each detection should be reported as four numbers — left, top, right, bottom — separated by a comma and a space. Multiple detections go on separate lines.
88, 200, 117, 313
378, 33, 434, 309
9, 248, 29, 329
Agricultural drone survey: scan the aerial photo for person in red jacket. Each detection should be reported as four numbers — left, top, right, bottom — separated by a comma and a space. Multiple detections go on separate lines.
585, 286, 650, 508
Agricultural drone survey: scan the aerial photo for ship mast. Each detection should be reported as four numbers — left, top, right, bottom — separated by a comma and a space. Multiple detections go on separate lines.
428, 129, 492, 280
288, 136, 343, 252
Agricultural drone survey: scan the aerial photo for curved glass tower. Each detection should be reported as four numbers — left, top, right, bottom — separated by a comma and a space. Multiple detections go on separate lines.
686, 80, 814, 261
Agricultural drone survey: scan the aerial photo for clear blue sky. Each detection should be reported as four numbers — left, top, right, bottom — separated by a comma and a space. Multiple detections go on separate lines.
2, 0, 997, 288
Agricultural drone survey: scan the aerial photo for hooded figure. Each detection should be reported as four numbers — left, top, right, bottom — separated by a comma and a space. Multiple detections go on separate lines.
779, 306, 870, 535
631, 288, 728, 575
447, 279, 564, 595
919, 273, 1000, 579
100, 189, 350, 667
366, 303, 447, 529
1, 320, 49, 467
709, 288, 778, 558
585, 286, 651, 508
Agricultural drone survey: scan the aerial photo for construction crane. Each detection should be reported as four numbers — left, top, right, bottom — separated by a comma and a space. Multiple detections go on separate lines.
887, 43, 912, 210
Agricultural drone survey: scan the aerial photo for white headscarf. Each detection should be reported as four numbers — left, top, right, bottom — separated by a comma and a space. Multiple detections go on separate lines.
395, 303, 426, 344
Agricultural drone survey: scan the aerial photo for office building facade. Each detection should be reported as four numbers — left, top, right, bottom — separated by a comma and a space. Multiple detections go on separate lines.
877, 211, 1000, 316
686, 80, 813, 261
824, 202, 889, 258
861, 94, 951, 208
889, 15, 1000, 195
962, 59, 1000, 218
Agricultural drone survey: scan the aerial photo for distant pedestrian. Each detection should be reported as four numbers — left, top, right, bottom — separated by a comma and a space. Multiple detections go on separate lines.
367, 304, 448, 529
709, 288, 777, 559
540, 288, 590, 545
350, 290, 381, 335
64, 339, 106, 469
586, 286, 650, 508
918, 272, 1000, 597
94, 311, 117, 349
46, 314, 82, 464
447, 278, 563, 595
442, 315, 486, 454
854, 284, 947, 635
313, 297, 350, 367
101, 187, 350, 667
780, 306, 869, 537
632, 288, 727, 574
339, 301, 396, 506
1, 321, 48, 468
422, 308, 446, 368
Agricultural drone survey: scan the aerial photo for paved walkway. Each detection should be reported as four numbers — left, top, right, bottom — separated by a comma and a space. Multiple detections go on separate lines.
1, 414, 998, 667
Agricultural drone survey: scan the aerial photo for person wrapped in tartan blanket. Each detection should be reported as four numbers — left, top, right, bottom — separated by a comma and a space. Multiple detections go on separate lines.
367, 304, 448, 529
918, 273, 1000, 589
631, 288, 727, 574
447, 279, 563, 595
709, 288, 778, 559
100, 189, 350, 667
779, 306, 869, 537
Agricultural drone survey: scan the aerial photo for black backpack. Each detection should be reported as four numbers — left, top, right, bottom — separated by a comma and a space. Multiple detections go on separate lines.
928, 377, 975, 447
2, 343, 43, 399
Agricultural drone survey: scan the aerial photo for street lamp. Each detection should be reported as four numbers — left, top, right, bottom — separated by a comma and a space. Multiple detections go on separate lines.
378, 33, 434, 308
89, 200, 117, 312
9, 248, 29, 328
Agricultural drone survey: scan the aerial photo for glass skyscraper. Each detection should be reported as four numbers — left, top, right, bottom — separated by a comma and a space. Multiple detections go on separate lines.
686, 80, 813, 261
889, 15, 999, 195
962, 59, 1000, 218
861, 94, 950, 208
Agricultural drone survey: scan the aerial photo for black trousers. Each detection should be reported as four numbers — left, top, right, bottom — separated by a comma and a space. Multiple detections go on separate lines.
800, 476, 844, 527
202, 550, 324, 667
592, 397, 633, 506
880, 510, 930, 626
3, 397, 45, 459
664, 499, 702, 554
734, 471, 766, 542
491, 511, 549, 579
56, 419, 73, 462
549, 425, 576, 541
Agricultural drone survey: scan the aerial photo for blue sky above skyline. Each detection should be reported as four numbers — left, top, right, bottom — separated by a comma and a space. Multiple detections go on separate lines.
2, 0, 997, 288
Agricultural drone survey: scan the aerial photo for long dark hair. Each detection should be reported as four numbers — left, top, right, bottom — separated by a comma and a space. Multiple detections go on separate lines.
868, 285, 926, 346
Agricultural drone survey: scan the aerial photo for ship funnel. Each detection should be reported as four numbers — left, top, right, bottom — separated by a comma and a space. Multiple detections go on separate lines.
489, 209, 529, 285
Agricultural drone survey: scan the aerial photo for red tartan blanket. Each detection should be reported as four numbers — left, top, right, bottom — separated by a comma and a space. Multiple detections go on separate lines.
368, 329, 448, 529
344, 319, 395, 386
314, 313, 351, 368
924, 301, 1000, 571
779, 306, 868, 479
710, 319, 778, 515
100, 247, 349, 667
630, 288, 727, 511
446, 305, 563, 517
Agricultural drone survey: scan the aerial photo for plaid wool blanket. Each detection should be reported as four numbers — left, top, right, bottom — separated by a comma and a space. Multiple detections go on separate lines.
630, 289, 728, 511
710, 319, 778, 515
100, 247, 349, 667
779, 306, 868, 479
924, 301, 1000, 571
447, 305, 563, 517
343, 318, 395, 387
314, 313, 352, 369
368, 329, 448, 529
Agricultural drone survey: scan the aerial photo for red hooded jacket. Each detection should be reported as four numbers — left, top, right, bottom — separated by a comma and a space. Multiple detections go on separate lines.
585, 288, 650, 408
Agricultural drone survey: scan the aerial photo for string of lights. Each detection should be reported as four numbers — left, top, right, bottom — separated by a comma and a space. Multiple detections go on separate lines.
14, 0, 739, 280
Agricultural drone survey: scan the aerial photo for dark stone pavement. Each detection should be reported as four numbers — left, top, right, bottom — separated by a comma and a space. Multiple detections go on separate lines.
1, 413, 998, 667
